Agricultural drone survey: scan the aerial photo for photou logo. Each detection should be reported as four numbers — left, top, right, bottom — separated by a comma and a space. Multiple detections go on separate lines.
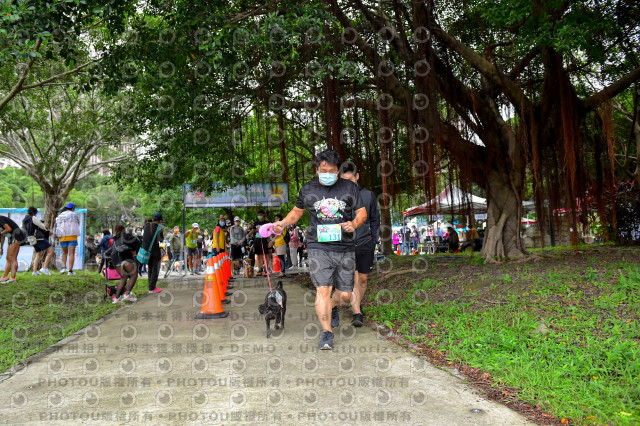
157, 324, 174, 341
302, 389, 318, 407
266, 390, 284, 406
229, 391, 246, 408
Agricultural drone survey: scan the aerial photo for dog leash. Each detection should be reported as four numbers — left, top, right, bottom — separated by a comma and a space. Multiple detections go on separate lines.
261, 238, 273, 291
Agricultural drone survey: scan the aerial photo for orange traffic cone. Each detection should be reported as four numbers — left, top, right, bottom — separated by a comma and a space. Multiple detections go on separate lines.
216, 255, 230, 296
215, 258, 230, 304
396, 248, 401, 256
195, 257, 228, 319
224, 253, 235, 287
223, 253, 231, 279
272, 255, 282, 273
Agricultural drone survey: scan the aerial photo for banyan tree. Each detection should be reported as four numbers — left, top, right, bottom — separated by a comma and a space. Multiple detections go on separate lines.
103, 0, 640, 261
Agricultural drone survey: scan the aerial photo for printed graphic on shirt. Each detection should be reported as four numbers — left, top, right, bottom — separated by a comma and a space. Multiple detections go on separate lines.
313, 198, 346, 220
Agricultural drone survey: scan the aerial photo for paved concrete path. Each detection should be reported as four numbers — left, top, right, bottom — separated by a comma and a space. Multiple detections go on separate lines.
0, 275, 531, 425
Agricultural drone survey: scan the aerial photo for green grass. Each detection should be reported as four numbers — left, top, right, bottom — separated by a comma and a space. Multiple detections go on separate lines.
0, 271, 148, 373
368, 261, 640, 425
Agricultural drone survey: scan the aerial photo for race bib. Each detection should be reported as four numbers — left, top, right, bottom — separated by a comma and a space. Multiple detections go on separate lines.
317, 224, 342, 242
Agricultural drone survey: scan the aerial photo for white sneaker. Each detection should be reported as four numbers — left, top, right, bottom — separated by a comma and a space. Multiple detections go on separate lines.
67, 271, 76, 276
60, 268, 67, 274
32, 271, 41, 276
112, 295, 121, 304
39, 268, 51, 276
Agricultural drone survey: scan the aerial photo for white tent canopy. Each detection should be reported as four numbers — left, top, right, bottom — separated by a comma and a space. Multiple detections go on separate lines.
404, 184, 487, 217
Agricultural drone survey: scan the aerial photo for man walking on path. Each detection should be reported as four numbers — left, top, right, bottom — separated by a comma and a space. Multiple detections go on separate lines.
339, 163, 380, 327
272, 149, 367, 350
143, 214, 165, 294
184, 223, 200, 275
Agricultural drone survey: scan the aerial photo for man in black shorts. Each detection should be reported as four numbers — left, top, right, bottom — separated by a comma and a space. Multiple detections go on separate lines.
272, 150, 367, 350
339, 163, 380, 327
253, 209, 271, 276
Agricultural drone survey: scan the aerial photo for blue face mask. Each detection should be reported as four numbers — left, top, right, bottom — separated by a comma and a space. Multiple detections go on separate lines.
219, 221, 225, 226
318, 172, 338, 186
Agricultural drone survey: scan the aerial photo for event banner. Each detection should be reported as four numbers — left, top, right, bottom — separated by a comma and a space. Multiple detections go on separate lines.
183, 183, 289, 208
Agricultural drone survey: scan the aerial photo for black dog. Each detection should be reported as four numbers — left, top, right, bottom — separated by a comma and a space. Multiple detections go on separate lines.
258, 281, 287, 338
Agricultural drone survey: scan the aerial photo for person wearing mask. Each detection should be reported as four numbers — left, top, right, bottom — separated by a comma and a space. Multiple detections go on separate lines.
392, 232, 399, 252
412, 226, 419, 252
110, 225, 140, 303
271, 213, 288, 278
339, 163, 380, 327
229, 216, 246, 261
134, 226, 146, 276
272, 149, 367, 350
253, 209, 270, 276
288, 226, 303, 267
212, 217, 228, 257
142, 214, 165, 293
55, 203, 80, 275
0, 215, 27, 283
184, 223, 200, 275
23, 207, 55, 276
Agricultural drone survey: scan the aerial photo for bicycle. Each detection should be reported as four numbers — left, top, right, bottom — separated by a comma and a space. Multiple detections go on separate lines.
164, 255, 186, 278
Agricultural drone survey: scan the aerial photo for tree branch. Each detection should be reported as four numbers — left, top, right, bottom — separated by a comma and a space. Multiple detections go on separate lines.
20, 61, 93, 91
428, 19, 531, 110
0, 40, 43, 111
581, 66, 640, 111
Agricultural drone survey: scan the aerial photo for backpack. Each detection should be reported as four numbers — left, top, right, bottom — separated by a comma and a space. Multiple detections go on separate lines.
113, 233, 135, 253
283, 229, 291, 244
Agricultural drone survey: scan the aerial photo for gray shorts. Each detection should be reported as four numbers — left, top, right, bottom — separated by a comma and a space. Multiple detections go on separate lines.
307, 249, 356, 292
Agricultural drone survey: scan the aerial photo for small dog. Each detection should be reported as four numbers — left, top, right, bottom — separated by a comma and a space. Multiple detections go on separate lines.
242, 259, 254, 278
230, 260, 241, 275
258, 281, 287, 338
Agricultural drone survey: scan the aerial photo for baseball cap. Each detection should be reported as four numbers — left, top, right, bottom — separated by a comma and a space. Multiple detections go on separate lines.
65, 202, 75, 209
192, 222, 199, 228
234, 216, 240, 221
153, 213, 163, 221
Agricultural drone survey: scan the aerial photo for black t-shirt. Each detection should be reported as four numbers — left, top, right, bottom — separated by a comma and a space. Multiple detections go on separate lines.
0, 216, 19, 233
254, 219, 270, 239
295, 177, 363, 252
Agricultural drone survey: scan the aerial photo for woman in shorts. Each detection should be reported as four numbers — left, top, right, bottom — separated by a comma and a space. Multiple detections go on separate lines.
0, 215, 27, 283
23, 207, 55, 276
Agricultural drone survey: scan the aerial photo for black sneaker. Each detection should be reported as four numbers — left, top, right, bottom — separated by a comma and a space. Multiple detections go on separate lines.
351, 313, 364, 327
318, 331, 334, 350
331, 306, 339, 328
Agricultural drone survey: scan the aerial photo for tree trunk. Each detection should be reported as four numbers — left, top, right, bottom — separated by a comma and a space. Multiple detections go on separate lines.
480, 170, 527, 262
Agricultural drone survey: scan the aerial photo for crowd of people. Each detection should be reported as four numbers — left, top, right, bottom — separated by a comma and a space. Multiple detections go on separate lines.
161, 213, 309, 279
1, 149, 386, 352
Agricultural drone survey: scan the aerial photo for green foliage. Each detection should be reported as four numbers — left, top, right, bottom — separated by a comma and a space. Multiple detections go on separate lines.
369, 257, 640, 424
0, 270, 150, 373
